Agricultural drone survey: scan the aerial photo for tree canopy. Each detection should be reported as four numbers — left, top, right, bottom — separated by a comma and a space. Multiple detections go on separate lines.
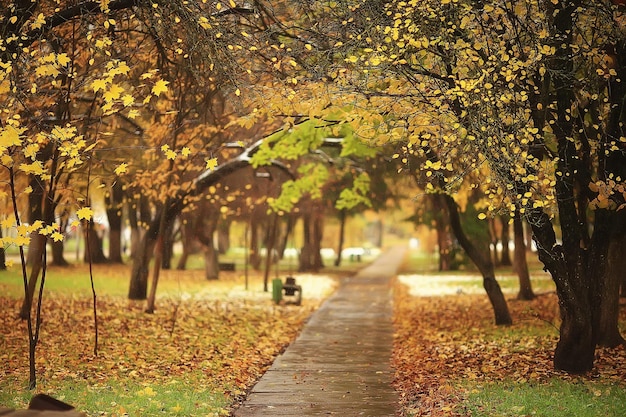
2, 0, 626, 377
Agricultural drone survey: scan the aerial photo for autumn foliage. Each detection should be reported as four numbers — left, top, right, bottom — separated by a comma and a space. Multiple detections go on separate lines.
0, 270, 322, 414
392, 282, 626, 416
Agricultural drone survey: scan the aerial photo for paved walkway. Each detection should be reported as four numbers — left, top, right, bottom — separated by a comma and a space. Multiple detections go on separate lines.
233, 246, 407, 417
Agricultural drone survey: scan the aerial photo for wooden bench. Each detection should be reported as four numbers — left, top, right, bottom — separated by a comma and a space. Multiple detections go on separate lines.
218, 262, 236, 271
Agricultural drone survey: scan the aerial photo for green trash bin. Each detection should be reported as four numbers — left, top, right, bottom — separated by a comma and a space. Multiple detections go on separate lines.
272, 278, 283, 304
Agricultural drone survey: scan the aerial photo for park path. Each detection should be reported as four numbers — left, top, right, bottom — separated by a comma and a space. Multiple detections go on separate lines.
232, 245, 407, 417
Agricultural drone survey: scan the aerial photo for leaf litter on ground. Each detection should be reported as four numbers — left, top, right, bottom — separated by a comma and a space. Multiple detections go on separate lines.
392, 278, 626, 416
0, 267, 337, 416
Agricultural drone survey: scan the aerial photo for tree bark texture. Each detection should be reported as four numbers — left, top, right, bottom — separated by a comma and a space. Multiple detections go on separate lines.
499, 215, 512, 266
432, 194, 454, 271
441, 194, 512, 325
106, 181, 124, 263
513, 212, 534, 300
335, 209, 346, 267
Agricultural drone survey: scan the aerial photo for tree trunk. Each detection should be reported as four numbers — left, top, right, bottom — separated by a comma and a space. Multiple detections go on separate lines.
0, 227, 5, 270
543, 0, 596, 373
19, 233, 46, 319
312, 210, 324, 270
204, 243, 219, 280
299, 206, 324, 272
432, 195, 454, 271
299, 212, 314, 272
263, 215, 278, 291
500, 215, 512, 266
335, 209, 346, 267
82, 221, 108, 264
442, 194, 512, 325
596, 211, 626, 347
50, 240, 69, 267
513, 212, 534, 300
128, 222, 158, 300
488, 217, 500, 265
106, 182, 124, 263
20, 172, 55, 318
161, 221, 175, 270
146, 207, 170, 313
193, 212, 219, 280
529, 208, 596, 373
128, 194, 151, 260
249, 216, 262, 270
50, 210, 69, 266
217, 220, 230, 255
176, 221, 192, 270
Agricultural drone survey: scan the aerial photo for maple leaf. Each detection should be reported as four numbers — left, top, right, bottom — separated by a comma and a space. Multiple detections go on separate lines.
103, 83, 125, 102
114, 163, 128, 175
152, 79, 169, 96
51, 232, 64, 242
92, 78, 108, 93
30, 13, 46, 30
205, 157, 218, 170
165, 149, 177, 160
19, 161, 45, 175
181, 147, 191, 157
0, 126, 22, 147
14, 235, 30, 246
56, 53, 71, 67
76, 207, 94, 221
0, 217, 14, 229
122, 94, 134, 107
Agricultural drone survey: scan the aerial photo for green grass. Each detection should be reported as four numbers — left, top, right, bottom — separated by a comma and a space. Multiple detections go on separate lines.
463, 379, 626, 417
400, 248, 557, 295
0, 374, 231, 416
0, 247, 368, 299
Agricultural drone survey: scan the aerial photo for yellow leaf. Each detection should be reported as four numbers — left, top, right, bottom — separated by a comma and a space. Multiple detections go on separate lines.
51, 232, 64, 242
14, 235, 30, 246
103, 83, 124, 102
92, 78, 108, 93
0, 126, 22, 147
181, 147, 191, 157
19, 161, 45, 175
114, 163, 128, 175
30, 13, 46, 30
477, 213, 487, 220
76, 207, 94, 221
122, 94, 134, 107
152, 79, 169, 96
205, 157, 218, 170
56, 53, 71, 66
1, 217, 15, 229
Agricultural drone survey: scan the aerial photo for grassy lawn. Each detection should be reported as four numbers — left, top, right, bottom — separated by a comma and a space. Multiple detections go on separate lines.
394, 248, 626, 417
0, 252, 345, 416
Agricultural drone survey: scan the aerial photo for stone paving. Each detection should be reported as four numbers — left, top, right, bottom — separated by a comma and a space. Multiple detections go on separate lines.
232, 246, 407, 417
